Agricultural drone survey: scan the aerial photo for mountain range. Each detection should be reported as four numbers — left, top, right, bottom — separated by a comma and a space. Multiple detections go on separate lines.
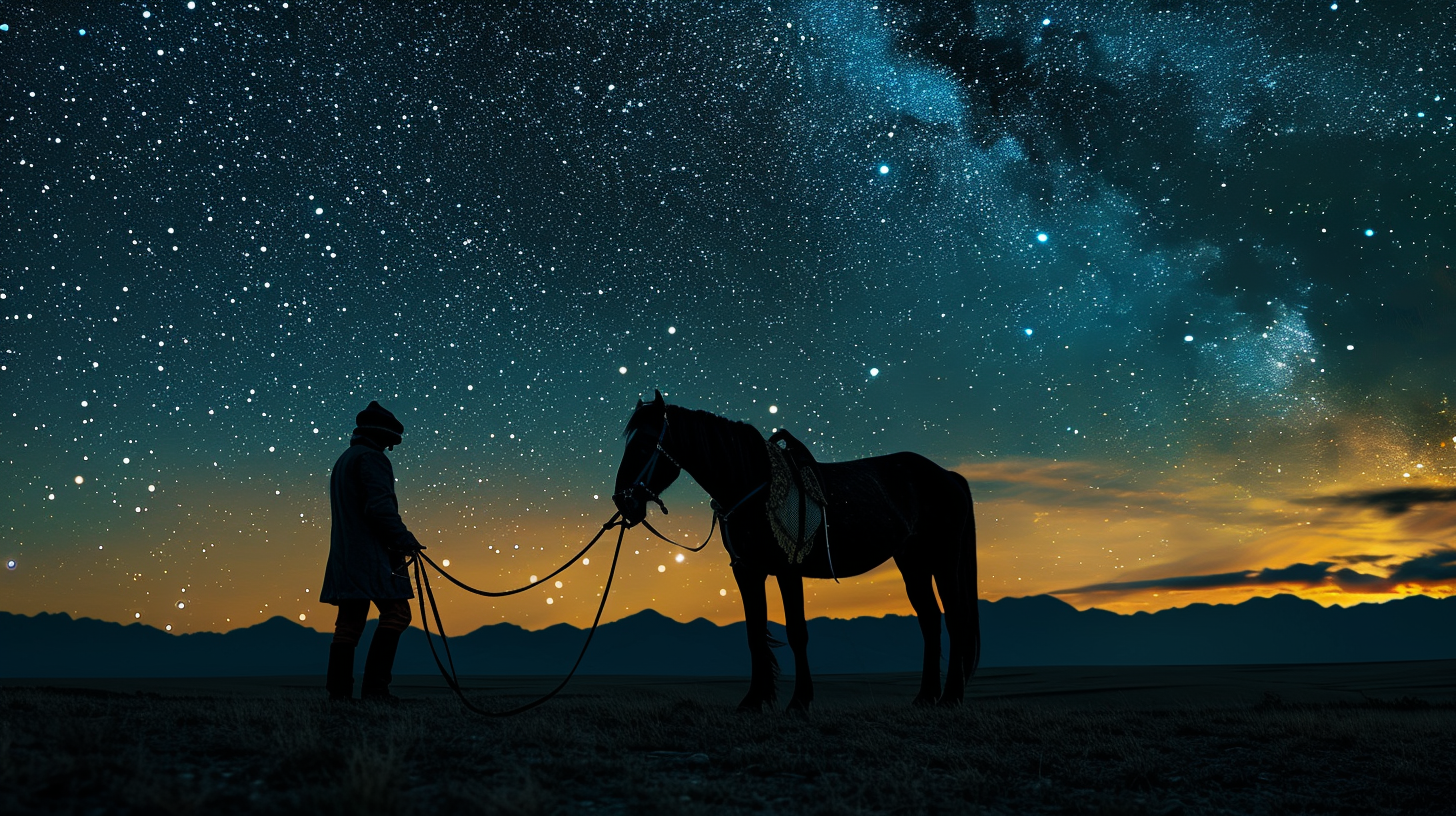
3, 594, 1453, 678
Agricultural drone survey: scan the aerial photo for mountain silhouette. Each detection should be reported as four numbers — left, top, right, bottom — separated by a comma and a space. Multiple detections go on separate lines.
3, 594, 1453, 678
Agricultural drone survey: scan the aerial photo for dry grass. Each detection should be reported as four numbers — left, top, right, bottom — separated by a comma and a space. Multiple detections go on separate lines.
1, 684, 1452, 815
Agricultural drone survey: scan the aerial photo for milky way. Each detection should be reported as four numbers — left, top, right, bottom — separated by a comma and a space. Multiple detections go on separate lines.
3, 1, 1453, 632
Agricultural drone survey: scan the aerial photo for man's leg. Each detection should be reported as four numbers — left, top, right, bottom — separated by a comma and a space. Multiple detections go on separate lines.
328, 600, 369, 700
362, 599, 412, 700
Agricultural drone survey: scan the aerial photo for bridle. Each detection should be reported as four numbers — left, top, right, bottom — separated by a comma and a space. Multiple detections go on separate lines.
612, 413, 680, 519
612, 408, 766, 559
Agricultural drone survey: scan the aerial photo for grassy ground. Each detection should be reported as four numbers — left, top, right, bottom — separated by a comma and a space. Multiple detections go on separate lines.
1, 676, 1452, 815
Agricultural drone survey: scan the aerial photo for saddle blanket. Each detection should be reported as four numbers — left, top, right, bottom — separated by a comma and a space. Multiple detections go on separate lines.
765, 435, 826, 564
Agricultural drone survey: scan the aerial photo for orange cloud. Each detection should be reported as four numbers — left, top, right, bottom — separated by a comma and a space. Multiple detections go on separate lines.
1051, 548, 1456, 596
955, 458, 1456, 613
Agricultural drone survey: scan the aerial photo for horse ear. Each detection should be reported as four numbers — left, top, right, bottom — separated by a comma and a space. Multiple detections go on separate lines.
636, 398, 644, 409
653, 389, 664, 405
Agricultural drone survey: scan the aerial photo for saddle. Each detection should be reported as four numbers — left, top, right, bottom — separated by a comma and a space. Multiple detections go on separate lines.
764, 428, 827, 564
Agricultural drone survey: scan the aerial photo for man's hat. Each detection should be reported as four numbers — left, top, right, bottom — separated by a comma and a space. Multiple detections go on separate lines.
355, 400, 404, 441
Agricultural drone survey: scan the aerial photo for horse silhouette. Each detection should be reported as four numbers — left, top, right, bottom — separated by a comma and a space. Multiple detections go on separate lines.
613, 391, 979, 711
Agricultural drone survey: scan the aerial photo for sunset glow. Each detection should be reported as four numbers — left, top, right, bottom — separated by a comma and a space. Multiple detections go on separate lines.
3, 2, 1453, 635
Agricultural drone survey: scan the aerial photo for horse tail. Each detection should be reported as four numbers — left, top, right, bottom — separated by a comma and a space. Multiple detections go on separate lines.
954, 471, 981, 677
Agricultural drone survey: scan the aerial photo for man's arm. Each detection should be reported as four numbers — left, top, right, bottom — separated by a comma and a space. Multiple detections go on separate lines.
358, 451, 423, 553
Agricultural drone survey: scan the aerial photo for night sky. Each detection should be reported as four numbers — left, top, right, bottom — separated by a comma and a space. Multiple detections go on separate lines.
4, 1, 1454, 636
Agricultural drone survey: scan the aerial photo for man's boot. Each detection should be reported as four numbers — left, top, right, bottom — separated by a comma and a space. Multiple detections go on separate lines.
361, 627, 404, 701
326, 642, 355, 701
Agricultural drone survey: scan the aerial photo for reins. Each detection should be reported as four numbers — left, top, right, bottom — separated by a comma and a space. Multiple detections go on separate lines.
416, 513, 621, 597
639, 481, 765, 552
409, 512, 629, 717
409, 405, 770, 716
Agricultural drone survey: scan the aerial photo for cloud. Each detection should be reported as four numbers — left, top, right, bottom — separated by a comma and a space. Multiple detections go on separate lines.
1306, 487, 1456, 515
955, 459, 1185, 510
953, 458, 1290, 526
1331, 554, 1397, 565
1053, 548, 1456, 596
1387, 548, 1456, 584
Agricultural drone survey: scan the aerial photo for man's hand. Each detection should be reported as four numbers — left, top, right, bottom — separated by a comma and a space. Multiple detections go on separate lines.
391, 535, 425, 555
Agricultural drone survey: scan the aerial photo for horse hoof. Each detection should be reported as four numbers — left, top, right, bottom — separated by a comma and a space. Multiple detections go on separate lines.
912, 694, 937, 707
786, 699, 812, 715
737, 699, 768, 713
936, 695, 964, 708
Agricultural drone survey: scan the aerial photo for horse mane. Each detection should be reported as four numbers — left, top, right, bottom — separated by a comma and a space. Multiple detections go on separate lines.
663, 406, 762, 456
669, 405, 759, 437
624, 401, 760, 440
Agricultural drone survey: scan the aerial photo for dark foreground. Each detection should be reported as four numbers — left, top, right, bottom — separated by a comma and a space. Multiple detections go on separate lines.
2, 662, 1453, 815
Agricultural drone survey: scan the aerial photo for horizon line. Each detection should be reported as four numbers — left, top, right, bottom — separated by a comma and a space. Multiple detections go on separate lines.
6, 591, 1449, 637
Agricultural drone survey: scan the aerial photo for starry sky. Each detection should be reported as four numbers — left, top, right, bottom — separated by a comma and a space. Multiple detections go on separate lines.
3, 0, 1454, 636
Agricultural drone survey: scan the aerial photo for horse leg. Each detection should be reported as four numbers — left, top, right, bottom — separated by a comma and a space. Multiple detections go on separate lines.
938, 485, 980, 707
733, 563, 778, 712
898, 561, 942, 706
776, 573, 813, 713
937, 568, 966, 706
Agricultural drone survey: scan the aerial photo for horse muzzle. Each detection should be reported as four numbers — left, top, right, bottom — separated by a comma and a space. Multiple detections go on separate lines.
612, 490, 646, 527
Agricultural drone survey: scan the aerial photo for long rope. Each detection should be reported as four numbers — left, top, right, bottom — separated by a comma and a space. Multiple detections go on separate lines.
411, 521, 628, 717
417, 513, 621, 597
407, 480, 757, 715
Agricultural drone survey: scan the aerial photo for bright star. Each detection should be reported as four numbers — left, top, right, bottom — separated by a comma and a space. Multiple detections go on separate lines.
869, 367, 879, 377
1036, 232, 1049, 243
1024, 328, 1034, 336
1184, 335, 1194, 342
878, 165, 889, 175
1364, 229, 1375, 237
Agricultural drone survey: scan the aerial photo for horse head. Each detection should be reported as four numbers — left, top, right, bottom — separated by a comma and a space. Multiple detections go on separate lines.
612, 390, 682, 527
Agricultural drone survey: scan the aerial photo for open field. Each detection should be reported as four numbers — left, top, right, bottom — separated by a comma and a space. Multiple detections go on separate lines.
3, 662, 1453, 815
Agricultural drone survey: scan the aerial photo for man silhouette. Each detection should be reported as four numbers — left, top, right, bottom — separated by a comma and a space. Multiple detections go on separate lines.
321, 400, 423, 701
